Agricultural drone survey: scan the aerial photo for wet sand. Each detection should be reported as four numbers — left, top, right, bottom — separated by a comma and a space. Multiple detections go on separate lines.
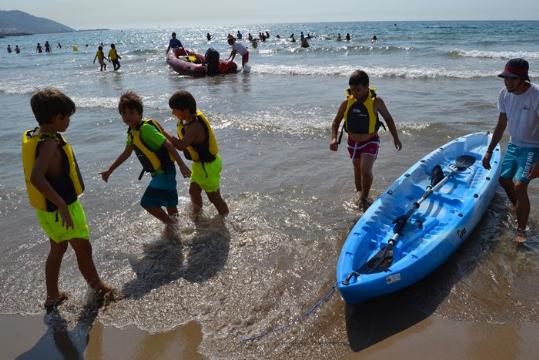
3, 313, 538, 359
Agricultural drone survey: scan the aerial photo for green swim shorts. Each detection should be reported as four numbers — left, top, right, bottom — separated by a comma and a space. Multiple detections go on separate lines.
191, 155, 222, 193
35, 199, 89, 243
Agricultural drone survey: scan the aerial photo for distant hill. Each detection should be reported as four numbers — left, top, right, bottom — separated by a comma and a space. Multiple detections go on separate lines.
0, 10, 75, 36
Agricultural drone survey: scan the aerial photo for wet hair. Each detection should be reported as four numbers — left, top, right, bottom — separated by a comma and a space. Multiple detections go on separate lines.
118, 91, 143, 115
169, 90, 197, 114
30, 88, 76, 125
172, 32, 176, 38
98, 46, 103, 50
349, 70, 369, 87
227, 38, 235, 45
110, 43, 115, 48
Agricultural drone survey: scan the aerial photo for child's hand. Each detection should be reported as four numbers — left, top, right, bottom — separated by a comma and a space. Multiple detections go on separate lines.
100, 170, 112, 182
179, 164, 191, 178
58, 204, 74, 229
394, 137, 402, 151
329, 139, 339, 151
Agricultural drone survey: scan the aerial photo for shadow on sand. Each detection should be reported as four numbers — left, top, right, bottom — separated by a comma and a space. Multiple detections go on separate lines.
345, 192, 508, 352
122, 217, 231, 299
16, 293, 105, 360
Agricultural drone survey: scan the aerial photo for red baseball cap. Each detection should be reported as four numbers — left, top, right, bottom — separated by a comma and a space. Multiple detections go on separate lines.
498, 58, 530, 81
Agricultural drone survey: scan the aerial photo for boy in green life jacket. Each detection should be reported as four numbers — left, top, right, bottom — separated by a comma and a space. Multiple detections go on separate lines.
23, 88, 113, 312
330, 70, 402, 211
100, 91, 191, 235
166, 90, 229, 219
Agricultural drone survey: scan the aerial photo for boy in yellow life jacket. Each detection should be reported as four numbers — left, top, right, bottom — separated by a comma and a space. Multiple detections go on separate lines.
166, 90, 229, 219
108, 43, 121, 71
100, 91, 191, 236
329, 70, 402, 211
93, 45, 107, 71
23, 88, 113, 311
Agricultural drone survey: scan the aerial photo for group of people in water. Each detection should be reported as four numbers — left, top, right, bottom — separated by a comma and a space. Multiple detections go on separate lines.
93, 43, 122, 71
19, 52, 539, 314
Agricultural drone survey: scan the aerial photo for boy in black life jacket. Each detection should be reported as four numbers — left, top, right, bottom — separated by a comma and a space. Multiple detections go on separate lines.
166, 90, 229, 219
330, 70, 402, 211
23, 88, 113, 311
100, 91, 191, 235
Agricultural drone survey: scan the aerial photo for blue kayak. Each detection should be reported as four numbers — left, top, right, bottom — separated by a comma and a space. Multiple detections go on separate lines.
336, 132, 502, 304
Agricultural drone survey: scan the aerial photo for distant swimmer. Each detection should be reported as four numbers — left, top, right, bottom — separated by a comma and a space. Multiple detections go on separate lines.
300, 37, 309, 48
108, 44, 121, 71
337, 33, 342, 41
346, 33, 351, 41
248, 33, 253, 41
45, 41, 51, 53
93, 45, 107, 71
371, 35, 378, 45
36, 43, 43, 53
57, 42, 62, 49
237, 30, 242, 40
306, 33, 312, 39
276, 34, 281, 39
265, 31, 270, 39
7, 45, 12, 53
15, 45, 20, 54
206, 32, 212, 41
300, 31, 304, 41
166, 32, 184, 54
290, 33, 296, 42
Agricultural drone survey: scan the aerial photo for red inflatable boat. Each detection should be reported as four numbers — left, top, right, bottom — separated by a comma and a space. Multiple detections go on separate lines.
166, 48, 237, 77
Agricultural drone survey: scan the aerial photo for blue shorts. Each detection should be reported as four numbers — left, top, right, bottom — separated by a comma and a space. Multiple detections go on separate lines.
500, 143, 539, 184
140, 167, 178, 208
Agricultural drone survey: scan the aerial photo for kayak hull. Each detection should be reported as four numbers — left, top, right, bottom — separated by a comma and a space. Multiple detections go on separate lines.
336, 132, 502, 304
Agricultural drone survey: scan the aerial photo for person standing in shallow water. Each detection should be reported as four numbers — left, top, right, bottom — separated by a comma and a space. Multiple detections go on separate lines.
330, 70, 402, 211
23, 88, 114, 312
482, 58, 539, 243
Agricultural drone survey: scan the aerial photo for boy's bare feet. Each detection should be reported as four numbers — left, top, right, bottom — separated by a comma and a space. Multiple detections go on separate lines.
513, 228, 527, 244
45, 292, 68, 312
360, 197, 372, 211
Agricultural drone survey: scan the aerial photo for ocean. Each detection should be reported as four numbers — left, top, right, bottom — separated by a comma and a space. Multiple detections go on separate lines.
1, 21, 538, 359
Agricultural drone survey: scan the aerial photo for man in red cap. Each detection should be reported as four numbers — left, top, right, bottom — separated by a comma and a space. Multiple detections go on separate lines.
483, 58, 539, 243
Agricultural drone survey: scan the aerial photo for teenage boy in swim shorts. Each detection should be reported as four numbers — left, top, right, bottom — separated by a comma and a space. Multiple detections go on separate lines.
100, 91, 191, 235
166, 90, 229, 219
23, 88, 112, 311
330, 70, 402, 211
483, 58, 539, 243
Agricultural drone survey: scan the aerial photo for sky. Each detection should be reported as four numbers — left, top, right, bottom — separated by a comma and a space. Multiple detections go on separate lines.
2, 0, 539, 29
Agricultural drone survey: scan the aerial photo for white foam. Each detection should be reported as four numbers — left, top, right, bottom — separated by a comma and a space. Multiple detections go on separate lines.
450, 49, 539, 60
251, 64, 500, 79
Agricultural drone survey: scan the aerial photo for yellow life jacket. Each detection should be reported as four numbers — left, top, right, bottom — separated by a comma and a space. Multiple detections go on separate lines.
22, 129, 84, 211
343, 88, 384, 134
176, 111, 218, 163
128, 119, 174, 178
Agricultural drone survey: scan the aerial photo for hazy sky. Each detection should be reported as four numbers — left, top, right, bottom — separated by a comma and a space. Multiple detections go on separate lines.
3, 0, 539, 29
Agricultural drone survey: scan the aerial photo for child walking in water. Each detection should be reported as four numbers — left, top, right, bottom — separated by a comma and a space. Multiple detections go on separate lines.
108, 43, 121, 71
22, 88, 113, 311
100, 91, 191, 236
166, 90, 229, 219
93, 45, 107, 71
330, 70, 402, 211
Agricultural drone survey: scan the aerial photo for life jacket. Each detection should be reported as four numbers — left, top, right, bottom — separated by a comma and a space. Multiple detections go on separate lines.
176, 111, 218, 163
22, 129, 85, 211
343, 88, 386, 134
128, 119, 174, 179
